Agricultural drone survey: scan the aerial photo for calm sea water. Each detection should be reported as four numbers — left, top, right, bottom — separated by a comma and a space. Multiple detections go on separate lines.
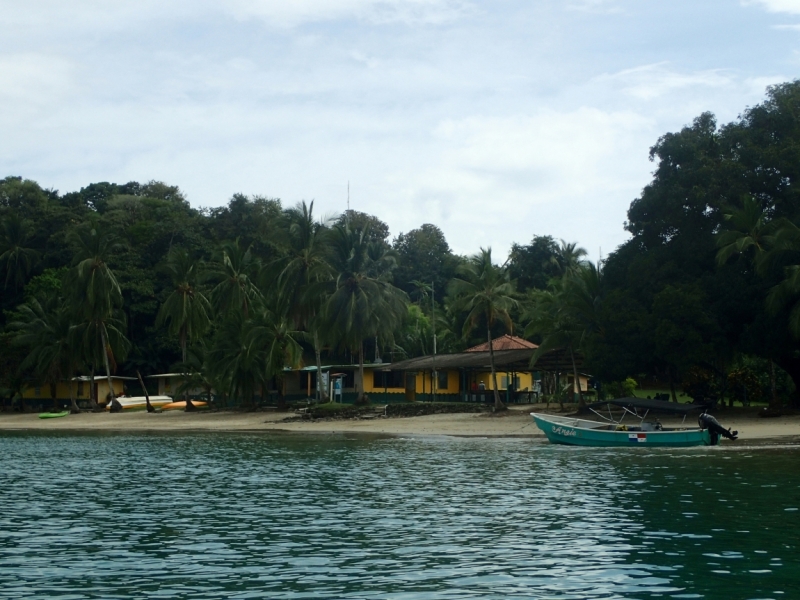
1, 432, 798, 599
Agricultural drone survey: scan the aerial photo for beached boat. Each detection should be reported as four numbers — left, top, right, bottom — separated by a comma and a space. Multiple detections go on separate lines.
161, 400, 207, 411
38, 411, 69, 419
104, 396, 173, 411
531, 397, 735, 447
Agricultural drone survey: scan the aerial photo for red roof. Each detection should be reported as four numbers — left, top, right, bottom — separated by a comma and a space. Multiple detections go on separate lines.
466, 335, 538, 352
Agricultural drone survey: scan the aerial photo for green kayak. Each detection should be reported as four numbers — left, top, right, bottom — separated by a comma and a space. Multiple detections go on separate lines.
38, 411, 69, 419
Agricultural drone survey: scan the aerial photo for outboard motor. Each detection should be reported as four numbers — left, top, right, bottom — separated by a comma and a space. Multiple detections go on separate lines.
698, 412, 738, 446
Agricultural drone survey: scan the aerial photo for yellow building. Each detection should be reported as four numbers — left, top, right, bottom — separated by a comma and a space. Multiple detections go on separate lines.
21, 376, 133, 408
147, 373, 208, 400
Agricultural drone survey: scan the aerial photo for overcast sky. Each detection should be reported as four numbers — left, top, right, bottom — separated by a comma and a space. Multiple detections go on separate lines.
2, 1, 799, 260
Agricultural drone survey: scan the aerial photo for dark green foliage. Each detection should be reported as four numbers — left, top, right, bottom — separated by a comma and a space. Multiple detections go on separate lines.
392, 224, 459, 303
508, 235, 560, 292
6, 81, 800, 410
337, 210, 391, 246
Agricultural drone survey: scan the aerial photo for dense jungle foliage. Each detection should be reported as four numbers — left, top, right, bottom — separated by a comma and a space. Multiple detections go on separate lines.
4, 81, 800, 409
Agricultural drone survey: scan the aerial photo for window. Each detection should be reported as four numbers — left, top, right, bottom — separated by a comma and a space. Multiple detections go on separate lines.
437, 371, 448, 391
373, 370, 404, 388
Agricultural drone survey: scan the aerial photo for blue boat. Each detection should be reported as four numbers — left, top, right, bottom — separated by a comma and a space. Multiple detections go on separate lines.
530, 398, 732, 447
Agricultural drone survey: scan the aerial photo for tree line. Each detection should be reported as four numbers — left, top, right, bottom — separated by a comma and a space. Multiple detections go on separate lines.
4, 81, 800, 411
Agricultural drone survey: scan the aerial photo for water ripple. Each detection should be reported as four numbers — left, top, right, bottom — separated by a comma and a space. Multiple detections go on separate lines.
1, 433, 799, 598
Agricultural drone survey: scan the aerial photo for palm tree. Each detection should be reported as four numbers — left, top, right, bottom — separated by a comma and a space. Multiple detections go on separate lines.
448, 248, 518, 409
276, 201, 335, 402
206, 238, 263, 317
524, 262, 603, 410
0, 213, 39, 290
716, 200, 800, 335
323, 223, 408, 404
551, 240, 589, 277
206, 310, 266, 408
248, 306, 304, 407
716, 196, 777, 273
156, 246, 212, 410
10, 295, 82, 412
67, 221, 129, 407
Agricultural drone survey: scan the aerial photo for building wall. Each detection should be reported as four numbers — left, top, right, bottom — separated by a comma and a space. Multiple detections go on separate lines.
155, 377, 206, 398
415, 370, 459, 394
566, 374, 589, 392
469, 371, 534, 392
22, 379, 125, 402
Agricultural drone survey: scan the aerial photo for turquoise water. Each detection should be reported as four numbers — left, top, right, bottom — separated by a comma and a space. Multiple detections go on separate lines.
1, 432, 799, 599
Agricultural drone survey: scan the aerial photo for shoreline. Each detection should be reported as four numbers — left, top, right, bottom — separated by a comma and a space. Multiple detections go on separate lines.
1, 405, 799, 443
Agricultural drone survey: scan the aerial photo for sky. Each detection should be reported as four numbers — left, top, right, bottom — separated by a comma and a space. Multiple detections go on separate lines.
1, 1, 799, 261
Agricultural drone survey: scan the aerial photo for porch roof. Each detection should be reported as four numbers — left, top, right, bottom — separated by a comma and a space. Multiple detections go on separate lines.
389, 348, 580, 372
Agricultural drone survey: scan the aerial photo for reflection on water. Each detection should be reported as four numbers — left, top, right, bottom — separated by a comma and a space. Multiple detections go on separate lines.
1, 432, 798, 599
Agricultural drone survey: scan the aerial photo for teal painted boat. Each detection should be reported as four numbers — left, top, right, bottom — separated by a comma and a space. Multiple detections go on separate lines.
531, 412, 712, 447
38, 411, 69, 419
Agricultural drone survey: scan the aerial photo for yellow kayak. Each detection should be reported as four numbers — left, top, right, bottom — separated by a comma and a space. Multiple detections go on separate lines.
161, 400, 208, 411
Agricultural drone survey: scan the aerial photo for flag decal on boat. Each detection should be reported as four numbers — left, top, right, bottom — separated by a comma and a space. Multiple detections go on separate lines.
628, 433, 647, 443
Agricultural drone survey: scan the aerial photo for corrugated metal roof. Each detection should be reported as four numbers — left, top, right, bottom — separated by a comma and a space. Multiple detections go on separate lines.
466, 335, 538, 352
389, 347, 580, 372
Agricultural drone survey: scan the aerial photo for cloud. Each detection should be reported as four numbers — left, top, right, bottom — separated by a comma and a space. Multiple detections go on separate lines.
0, 53, 75, 106
225, 0, 475, 26
594, 63, 734, 101
744, 0, 800, 14
0, 0, 473, 34
377, 108, 653, 256
566, 0, 623, 14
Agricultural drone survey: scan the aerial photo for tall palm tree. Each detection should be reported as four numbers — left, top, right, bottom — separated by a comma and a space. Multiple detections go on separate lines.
277, 201, 335, 402
448, 248, 518, 409
10, 295, 82, 412
551, 240, 589, 277
156, 246, 211, 410
716, 196, 777, 273
67, 222, 129, 407
323, 223, 408, 404
206, 238, 263, 317
206, 310, 266, 408
716, 200, 800, 335
524, 262, 603, 410
0, 213, 39, 290
249, 306, 304, 407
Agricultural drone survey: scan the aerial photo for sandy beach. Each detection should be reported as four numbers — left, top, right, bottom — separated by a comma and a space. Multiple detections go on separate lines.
2, 404, 800, 443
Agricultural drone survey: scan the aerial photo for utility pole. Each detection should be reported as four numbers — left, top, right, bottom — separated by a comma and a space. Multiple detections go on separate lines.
432, 281, 437, 403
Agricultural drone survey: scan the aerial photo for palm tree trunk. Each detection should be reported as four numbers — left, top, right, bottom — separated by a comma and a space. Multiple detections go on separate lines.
137, 370, 154, 413
100, 325, 121, 412
488, 325, 503, 410
89, 364, 98, 410
570, 346, 585, 411
357, 340, 366, 404
770, 361, 778, 408
181, 333, 196, 411
50, 382, 58, 411
69, 374, 79, 413
314, 331, 327, 402
668, 367, 677, 403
